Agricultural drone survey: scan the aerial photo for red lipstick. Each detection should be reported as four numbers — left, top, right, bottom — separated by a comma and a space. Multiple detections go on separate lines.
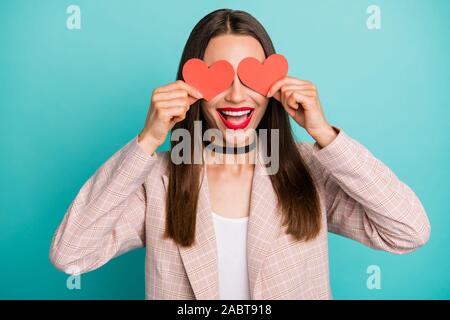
216, 107, 254, 130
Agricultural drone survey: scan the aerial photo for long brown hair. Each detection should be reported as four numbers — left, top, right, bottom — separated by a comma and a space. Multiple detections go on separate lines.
165, 9, 321, 247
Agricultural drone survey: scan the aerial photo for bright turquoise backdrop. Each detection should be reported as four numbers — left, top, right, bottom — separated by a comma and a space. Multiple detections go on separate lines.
1, 0, 449, 299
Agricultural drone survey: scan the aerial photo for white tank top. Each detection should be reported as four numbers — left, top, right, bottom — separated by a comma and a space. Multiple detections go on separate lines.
211, 211, 250, 300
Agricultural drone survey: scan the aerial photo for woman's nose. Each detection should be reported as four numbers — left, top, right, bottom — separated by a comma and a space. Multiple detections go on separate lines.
224, 74, 247, 104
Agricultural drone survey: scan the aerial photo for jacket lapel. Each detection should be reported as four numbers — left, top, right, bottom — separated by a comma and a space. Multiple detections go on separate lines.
160, 139, 282, 300
162, 163, 220, 300
246, 139, 283, 299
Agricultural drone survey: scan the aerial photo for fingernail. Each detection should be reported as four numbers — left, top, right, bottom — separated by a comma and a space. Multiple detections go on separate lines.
197, 91, 203, 98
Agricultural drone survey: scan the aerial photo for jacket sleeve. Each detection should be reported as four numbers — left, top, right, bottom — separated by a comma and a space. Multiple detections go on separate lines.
307, 127, 431, 254
49, 135, 159, 274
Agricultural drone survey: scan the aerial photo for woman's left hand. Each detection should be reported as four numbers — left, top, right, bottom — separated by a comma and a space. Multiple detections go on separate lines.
267, 76, 338, 148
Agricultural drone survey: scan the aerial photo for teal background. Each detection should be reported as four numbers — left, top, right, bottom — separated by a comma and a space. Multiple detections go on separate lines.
1, 0, 449, 299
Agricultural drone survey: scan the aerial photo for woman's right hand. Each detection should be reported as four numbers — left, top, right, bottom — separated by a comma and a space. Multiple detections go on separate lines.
138, 80, 203, 154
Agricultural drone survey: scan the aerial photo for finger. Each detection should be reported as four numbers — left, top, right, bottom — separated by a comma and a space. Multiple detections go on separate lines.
272, 90, 281, 102
283, 101, 298, 117
282, 90, 304, 111
278, 90, 299, 116
272, 85, 314, 102
155, 80, 203, 99
171, 116, 184, 124
267, 76, 312, 97
154, 89, 188, 101
289, 89, 316, 98
154, 90, 200, 106
155, 97, 189, 110
164, 106, 189, 122
279, 85, 316, 97
290, 92, 314, 111
281, 89, 291, 110
187, 96, 200, 106
267, 77, 295, 99
280, 89, 305, 110
286, 91, 300, 110
176, 81, 204, 100
286, 107, 297, 118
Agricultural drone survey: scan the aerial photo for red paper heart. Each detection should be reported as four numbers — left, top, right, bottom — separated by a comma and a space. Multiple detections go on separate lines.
182, 58, 234, 101
237, 54, 288, 96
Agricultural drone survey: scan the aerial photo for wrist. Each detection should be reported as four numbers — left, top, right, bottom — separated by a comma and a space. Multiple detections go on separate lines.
310, 124, 338, 149
138, 131, 160, 156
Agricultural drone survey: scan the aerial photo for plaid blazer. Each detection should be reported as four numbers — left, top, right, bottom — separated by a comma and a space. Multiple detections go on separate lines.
49, 127, 431, 299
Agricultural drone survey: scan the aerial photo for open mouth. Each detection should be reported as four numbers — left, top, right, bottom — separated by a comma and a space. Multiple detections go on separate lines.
216, 107, 255, 130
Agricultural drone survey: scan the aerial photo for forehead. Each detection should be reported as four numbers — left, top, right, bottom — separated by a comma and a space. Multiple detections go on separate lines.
203, 34, 266, 67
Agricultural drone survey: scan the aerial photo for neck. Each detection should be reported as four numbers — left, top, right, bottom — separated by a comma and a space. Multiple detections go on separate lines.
203, 139, 258, 166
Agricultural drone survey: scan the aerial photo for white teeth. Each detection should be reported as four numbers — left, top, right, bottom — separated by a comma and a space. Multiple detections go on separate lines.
221, 110, 252, 116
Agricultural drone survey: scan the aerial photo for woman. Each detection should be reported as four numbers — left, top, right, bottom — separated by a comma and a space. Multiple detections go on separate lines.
49, 9, 431, 300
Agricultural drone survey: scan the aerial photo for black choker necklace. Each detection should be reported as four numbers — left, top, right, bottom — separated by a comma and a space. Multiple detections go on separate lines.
205, 139, 257, 155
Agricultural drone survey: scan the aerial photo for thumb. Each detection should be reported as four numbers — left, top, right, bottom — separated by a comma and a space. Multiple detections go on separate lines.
272, 91, 281, 102
188, 96, 200, 106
